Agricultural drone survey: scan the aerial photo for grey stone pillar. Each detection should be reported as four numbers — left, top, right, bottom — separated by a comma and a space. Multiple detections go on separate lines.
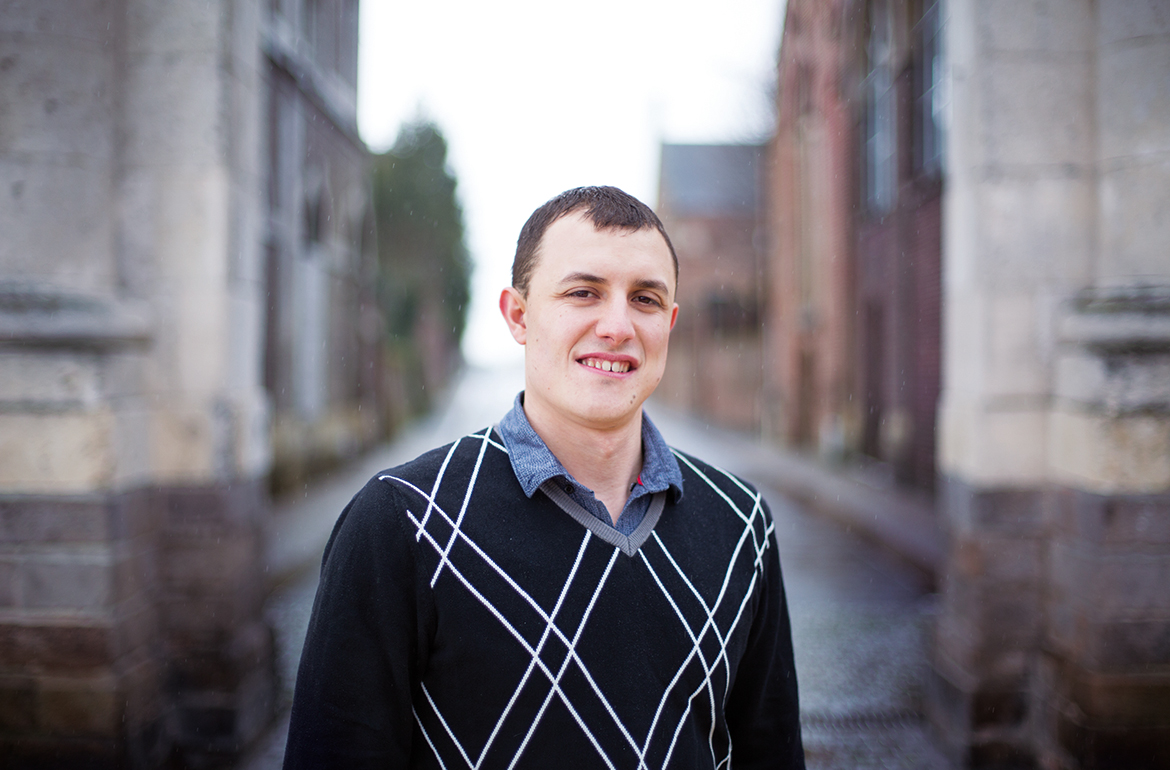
0, 0, 275, 765
933, 0, 1170, 767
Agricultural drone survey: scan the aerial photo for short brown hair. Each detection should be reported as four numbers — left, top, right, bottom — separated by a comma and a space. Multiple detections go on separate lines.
511, 186, 679, 296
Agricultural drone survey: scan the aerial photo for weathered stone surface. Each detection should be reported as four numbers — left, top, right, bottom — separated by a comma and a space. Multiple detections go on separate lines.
943, 478, 1047, 536
18, 551, 113, 610
0, 0, 115, 42
38, 673, 118, 736
164, 537, 257, 590
122, 51, 224, 169
0, 36, 113, 161
0, 617, 112, 669
980, 58, 1094, 169
978, 172, 1095, 289
169, 619, 275, 754
1094, 619, 1170, 668
939, 400, 1049, 485
1097, 0, 1170, 48
0, 560, 17, 607
927, 657, 1034, 767
1065, 490, 1170, 546
1055, 350, 1170, 412
154, 482, 266, 542
977, 0, 1094, 52
0, 412, 115, 494
0, 352, 101, 408
1050, 543, 1170, 615
1097, 40, 1170, 159
125, 0, 222, 56
111, 597, 157, 662
1049, 409, 1170, 494
1098, 160, 1170, 282
0, 159, 118, 295
0, 673, 37, 731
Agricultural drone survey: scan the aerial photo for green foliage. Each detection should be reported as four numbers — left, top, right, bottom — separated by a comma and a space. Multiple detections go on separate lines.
371, 120, 472, 348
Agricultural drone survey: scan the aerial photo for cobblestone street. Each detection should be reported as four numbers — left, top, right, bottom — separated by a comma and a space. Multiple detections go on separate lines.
238, 364, 953, 769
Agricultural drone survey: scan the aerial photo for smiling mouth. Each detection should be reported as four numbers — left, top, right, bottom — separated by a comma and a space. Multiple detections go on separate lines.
580, 357, 633, 374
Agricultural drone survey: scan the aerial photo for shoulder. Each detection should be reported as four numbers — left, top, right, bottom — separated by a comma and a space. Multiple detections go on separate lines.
669, 448, 768, 517
326, 427, 509, 553
374, 426, 511, 503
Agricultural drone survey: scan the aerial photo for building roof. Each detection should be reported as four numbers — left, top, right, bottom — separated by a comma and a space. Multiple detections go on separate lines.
658, 143, 764, 217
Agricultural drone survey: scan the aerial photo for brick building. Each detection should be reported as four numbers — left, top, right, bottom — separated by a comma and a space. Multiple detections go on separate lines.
767, 0, 943, 485
0, 0, 379, 765
656, 143, 766, 431
765, 0, 859, 460
767, 0, 1170, 766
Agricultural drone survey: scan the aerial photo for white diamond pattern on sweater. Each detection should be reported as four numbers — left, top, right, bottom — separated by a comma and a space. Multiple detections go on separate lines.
380, 427, 774, 770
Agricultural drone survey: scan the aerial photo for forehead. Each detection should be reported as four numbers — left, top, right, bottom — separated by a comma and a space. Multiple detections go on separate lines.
532, 213, 675, 289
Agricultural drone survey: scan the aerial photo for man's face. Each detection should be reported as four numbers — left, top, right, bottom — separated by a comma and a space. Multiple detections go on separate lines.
500, 212, 678, 433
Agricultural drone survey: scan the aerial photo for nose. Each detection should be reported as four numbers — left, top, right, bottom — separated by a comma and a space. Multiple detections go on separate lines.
594, 296, 635, 344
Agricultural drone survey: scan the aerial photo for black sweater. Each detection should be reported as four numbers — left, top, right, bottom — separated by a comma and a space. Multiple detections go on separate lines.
284, 427, 804, 769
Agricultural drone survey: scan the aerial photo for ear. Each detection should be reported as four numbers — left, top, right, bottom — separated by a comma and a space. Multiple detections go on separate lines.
669, 302, 679, 331
499, 287, 528, 345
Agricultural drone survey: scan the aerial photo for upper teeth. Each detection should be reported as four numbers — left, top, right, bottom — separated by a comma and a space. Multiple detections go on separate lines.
584, 358, 629, 373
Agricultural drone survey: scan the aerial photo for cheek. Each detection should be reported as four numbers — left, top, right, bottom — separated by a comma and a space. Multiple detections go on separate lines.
639, 320, 673, 352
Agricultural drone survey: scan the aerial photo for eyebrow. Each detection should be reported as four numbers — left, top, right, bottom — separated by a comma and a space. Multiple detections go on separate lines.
558, 272, 671, 295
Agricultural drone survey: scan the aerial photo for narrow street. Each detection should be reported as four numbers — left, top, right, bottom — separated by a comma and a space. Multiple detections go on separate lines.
239, 364, 953, 770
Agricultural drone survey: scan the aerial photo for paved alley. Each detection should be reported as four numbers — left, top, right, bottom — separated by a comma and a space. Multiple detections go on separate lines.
238, 364, 953, 770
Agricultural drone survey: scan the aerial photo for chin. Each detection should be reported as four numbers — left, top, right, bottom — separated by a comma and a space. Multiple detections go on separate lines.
572, 392, 647, 427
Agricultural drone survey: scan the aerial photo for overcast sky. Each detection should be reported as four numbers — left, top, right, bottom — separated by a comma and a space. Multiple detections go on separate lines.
358, 0, 786, 364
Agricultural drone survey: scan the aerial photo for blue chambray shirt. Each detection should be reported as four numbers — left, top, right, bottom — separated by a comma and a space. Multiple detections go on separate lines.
498, 393, 684, 536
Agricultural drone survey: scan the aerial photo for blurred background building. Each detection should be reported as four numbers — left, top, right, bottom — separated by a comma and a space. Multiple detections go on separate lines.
768, 0, 943, 488
0, 0, 464, 765
660, 0, 1170, 766
656, 143, 766, 432
760, 0, 1170, 767
263, 0, 384, 494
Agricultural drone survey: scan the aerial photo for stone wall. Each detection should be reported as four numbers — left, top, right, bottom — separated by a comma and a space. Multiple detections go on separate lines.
933, 0, 1170, 766
0, 0, 276, 764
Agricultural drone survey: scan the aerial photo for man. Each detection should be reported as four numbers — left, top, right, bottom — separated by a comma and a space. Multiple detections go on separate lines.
284, 187, 804, 768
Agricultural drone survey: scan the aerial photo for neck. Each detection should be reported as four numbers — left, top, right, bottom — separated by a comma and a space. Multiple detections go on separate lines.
523, 401, 643, 525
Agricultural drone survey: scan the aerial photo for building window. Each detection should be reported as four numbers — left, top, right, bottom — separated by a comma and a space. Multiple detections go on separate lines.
707, 291, 760, 337
863, 2, 896, 215
913, 0, 948, 175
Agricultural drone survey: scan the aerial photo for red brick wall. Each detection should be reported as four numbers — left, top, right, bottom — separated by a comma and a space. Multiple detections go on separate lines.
767, 0, 941, 490
765, 0, 856, 452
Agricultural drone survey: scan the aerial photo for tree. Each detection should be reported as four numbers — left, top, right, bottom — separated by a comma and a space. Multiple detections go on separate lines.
371, 120, 472, 416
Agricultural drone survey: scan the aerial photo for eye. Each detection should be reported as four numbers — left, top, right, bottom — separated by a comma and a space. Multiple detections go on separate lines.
633, 294, 663, 308
566, 289, 597, 300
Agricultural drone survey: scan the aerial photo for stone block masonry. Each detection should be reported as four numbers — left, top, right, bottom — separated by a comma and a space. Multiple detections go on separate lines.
0, 0, 286, 765
934, 0, 1170, 766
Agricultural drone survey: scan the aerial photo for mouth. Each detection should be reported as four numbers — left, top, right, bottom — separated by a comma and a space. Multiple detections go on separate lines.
578, 356, 635, 375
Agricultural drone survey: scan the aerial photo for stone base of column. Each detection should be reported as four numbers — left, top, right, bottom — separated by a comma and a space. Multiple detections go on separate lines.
1033, 488, 1170, 770
927, 655, 1036, 769
0, 480, 276, 767
928, 477, 1045, 768
1033, 652, 1170, 770
930, 479, 1170, 769
156, 481, 276, 763
0, 491, 169, 768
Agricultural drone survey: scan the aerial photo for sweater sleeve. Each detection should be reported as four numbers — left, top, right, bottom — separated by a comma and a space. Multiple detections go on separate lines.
283, 475, 432, 769
723, 496, 806, 769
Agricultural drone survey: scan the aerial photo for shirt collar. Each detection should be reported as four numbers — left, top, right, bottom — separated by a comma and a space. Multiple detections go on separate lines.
498, 392, 684, 503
